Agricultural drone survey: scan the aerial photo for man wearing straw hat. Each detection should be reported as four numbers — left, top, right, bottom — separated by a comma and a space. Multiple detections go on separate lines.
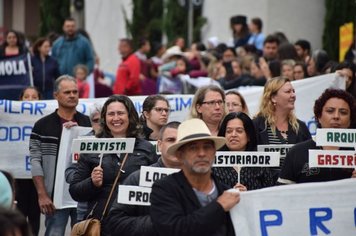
150, 118, 242, 236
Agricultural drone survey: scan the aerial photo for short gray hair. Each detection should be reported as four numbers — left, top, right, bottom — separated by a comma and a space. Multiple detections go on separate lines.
54, 75, 77, 92
89, 103, 102, 123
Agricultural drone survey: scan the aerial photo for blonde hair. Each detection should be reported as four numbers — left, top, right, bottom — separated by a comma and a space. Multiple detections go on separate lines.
189, 85, 226, 120
256, 77, 299, 134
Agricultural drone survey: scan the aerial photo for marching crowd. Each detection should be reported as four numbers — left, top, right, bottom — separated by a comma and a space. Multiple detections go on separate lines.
1, 14, 356, 236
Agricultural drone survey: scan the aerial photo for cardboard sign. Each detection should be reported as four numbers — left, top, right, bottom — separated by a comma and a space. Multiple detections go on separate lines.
117, 185, 152, 206
213, 151, 280, 167
316, 128, 356, 148
257, 144, 294, 160
139, 166, 180, 187
309, 149, 356, 168
71, 137, 135, 154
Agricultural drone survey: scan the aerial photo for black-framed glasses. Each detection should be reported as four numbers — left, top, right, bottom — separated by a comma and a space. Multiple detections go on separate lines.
152, 107, 170, 114
201, 100, 225, 107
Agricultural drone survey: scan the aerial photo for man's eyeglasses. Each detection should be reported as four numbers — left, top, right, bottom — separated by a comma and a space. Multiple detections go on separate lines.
152, 107, 170, 114
201, 100, 225, 107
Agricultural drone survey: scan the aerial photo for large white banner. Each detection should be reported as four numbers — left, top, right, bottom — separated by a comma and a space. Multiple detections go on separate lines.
0, 74, 343, 178
230, 179, 356, 236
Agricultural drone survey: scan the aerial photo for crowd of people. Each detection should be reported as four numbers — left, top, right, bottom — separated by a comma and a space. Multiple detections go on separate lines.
0, 14, 356, 236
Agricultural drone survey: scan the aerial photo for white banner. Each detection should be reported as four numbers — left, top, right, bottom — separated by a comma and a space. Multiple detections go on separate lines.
213, 151, 280, 167
139, 166, 180, 187
230, 179, 356, 236
309, 150, 356, 168
117, 185, 152, 206
0, 74, 343, 178
316, 128, 356, 148
53, 126, 92, 209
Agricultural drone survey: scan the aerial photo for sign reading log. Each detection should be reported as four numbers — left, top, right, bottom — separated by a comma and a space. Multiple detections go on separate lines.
139, 166, 180, 187
72, 138, 135, 154
213, 151, 280, 167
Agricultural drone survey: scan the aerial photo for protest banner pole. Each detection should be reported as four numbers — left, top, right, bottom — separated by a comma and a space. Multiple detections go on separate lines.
27, 52, 34, 86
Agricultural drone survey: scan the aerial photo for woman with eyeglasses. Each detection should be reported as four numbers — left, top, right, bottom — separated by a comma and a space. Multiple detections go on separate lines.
225, 90, 249, 115
214, 112, 273, 190
140, 95, 170, 141
69, 95, 158, 234
253, 77, 311, 183
189, 85, 227, 136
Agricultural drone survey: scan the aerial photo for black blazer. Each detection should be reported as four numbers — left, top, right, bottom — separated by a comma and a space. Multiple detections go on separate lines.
253, 116, 311, 145
150, 171, 235, 236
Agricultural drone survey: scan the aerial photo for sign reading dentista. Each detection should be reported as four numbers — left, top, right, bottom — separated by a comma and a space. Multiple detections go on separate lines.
71, 138, 135, 154
213, 151, 280, 167
315, 128, 356, 147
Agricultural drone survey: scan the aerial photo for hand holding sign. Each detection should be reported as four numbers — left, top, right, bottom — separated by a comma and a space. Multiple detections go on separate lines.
91, 165, 103, 187
217, 189, 240, 212
233, 183, 247, 192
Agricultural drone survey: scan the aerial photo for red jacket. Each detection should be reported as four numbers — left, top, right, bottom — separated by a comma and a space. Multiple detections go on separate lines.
113, 54, 141, 95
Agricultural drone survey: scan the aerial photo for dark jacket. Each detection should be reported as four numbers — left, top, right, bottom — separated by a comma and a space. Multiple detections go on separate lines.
30, 110, 91, 198
279, 139, 354, 184
31, 54, 60, 96
51, 33, 94, 75
253, 116, 311, 145
69, 138, 158, 221
106, 158, 165, 236
150, 171, 235, 236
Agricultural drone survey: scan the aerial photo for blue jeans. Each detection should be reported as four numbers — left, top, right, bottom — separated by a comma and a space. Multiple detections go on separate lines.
45, 208, 77, 236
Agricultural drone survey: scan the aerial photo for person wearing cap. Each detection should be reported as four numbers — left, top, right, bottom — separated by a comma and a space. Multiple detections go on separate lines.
150, 119, 245, 236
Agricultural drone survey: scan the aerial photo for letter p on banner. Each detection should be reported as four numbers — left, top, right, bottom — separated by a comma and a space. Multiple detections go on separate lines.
259, 210, 283, 236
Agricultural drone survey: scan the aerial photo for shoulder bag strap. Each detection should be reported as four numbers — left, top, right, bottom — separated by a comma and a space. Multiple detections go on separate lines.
100, 153, 129, 221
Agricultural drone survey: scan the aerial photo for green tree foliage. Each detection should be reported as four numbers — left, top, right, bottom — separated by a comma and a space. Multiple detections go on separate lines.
323, 0, 356, 60
125, 0, 206, 49
163, 0, 206, 46
39, 0, 70, 36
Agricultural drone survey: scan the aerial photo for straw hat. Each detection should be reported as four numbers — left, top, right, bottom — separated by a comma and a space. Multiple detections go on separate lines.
167, 118, 226, 155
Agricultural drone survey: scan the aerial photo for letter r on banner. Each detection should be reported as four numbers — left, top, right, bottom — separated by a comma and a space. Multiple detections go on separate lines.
309, 208, 332, 235
259, 210, 282, 236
